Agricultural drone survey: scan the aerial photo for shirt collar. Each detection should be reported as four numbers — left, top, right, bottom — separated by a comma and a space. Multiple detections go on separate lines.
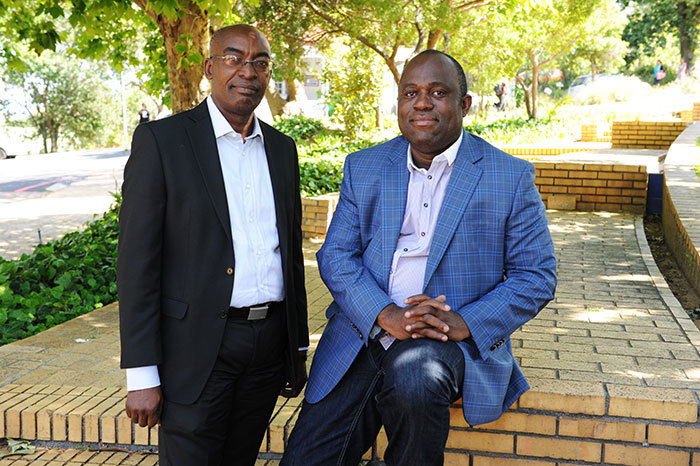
406, 131, 462, 172
206, 95, 263, 143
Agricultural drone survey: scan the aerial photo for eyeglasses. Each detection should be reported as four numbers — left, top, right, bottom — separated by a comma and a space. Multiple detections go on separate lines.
209, 55, 272, 73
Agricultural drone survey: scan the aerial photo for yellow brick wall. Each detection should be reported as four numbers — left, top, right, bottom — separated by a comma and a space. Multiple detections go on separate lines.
580, 124, 612, 143
301, 193, 339, 239
533, 162, 647, 213
661, 179, 700, 296
693, 102, 700, 122
611, 121, 688, 149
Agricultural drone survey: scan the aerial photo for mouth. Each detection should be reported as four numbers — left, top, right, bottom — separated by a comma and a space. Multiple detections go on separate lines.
410, 114, 438, 127
229, 84, 260, 96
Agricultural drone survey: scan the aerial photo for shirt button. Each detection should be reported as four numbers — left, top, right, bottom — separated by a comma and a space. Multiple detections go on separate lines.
246, 184, 251, 189
421, 232, 426, 236
257, 250, 262, 255
218, 310, 228, 319
423, 203, 428, 208
226, 267, 233, 275
427, 175, 433, 180
403, 248, 408, 252
249, 218, 254, 223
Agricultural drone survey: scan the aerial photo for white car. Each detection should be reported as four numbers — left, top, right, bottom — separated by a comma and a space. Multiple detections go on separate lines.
567, 74, 652, 103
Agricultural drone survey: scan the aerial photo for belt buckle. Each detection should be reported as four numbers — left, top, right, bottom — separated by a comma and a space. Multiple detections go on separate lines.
248, 304, 269, 320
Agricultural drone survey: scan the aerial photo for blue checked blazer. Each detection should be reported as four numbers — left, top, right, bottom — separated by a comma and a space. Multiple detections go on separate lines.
307, 130, 557, 426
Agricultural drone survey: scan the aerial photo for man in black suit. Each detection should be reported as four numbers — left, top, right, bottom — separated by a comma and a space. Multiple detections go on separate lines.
117, 24, 308, 466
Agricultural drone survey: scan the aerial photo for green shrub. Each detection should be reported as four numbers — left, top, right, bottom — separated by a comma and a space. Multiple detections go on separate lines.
298, 131, 382, 196
464, 117, 561, 144
299, 159, 344, 197
273, 115, 325, 141
0, 195, 120, 345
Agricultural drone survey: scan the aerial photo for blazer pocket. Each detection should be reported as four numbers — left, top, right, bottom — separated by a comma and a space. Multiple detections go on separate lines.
161, 297, 188, 319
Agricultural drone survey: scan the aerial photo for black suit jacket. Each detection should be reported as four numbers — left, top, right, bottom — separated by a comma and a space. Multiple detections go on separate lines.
117, 100, 309, 404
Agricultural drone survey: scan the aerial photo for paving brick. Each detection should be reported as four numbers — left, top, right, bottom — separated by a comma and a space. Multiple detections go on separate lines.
518, 380, 606, 415
445, 430, 514, 454
648, 423, 700, 448
472, 457, 554, 466
558, 417, 645, 442
516, 436, 601, 462
607, 385, 698, 422
604, 443, 690, 465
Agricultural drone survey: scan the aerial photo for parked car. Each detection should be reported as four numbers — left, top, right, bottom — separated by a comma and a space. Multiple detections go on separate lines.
0, 146, 7, 159
567, 74, 652, 103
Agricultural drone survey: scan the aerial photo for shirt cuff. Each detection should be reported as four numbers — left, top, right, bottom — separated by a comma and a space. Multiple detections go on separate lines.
126, 366, 161, 391
298, 347, 308, 351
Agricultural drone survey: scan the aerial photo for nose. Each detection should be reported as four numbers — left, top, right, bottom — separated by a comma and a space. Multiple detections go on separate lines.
413, 91, 433, 110
237, 61, 256, 79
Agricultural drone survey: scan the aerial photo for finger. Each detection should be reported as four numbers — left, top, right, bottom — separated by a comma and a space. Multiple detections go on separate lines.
403, 294, 431, 305
417, 313, 450, 333
405, 320, 431, 333
414, 327, 449, 342
138, 411, 149, 428
405, 299, 451, 317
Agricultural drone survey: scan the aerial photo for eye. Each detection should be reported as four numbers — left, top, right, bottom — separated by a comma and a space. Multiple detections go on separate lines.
433, 89, 446, 97
403, 89, 417, 98
223, 55, 243, 67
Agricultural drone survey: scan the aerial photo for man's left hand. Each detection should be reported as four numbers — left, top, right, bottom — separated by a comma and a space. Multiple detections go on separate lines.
280, 350, 307, 398
403, 294, 471, 341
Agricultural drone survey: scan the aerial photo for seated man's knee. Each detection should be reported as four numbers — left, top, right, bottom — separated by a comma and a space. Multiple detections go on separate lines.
381, 340, 462, 408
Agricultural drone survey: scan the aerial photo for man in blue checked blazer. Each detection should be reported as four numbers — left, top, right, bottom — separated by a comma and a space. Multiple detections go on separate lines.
283, 50, 556, 466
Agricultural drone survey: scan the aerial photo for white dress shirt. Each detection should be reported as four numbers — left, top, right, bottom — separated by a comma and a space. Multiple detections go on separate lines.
126, 96, 285, 391
378, 132, 462, 349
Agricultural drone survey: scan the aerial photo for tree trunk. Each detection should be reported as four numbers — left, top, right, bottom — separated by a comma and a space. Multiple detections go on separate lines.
426, 30, 443, 49
528, 51, 539, 120
266, 87, 288, 117
515, 75, 532, 119
40, 124, 48, 154
133, 0, 209, 114
48, 122, 58, 153
590, 56, 598, 78
679, 18, 696, 71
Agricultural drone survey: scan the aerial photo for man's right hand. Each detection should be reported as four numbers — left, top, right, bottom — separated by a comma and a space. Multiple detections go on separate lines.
125, 386, 163, 427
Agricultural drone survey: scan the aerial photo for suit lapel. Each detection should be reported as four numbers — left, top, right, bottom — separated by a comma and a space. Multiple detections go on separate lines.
423, 131, 483, 288
261, 122, 289, 267
380, 145, 410, 289
185, 101, 232, 241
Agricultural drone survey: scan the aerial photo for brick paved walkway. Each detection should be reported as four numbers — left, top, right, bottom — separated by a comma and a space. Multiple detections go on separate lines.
0, 212, 699, 464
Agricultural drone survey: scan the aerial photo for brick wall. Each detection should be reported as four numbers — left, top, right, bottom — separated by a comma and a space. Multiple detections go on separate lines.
693, 102, 700, 122
662, 175, 700, 297
501, 146, 601, 157
434, 400, 700, 464
534, 162, 647, 213
301, 193, 339, 239
580, 124, 611, 143
681, 109, 695, 123
611, 121, 687, 149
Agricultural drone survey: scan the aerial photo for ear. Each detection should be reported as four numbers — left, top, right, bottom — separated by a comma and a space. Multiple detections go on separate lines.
461, 94, 472, 117
204, 58, 213, 80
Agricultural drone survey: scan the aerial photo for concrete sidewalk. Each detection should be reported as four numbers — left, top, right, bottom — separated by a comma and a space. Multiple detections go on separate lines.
0, 211, 699, 464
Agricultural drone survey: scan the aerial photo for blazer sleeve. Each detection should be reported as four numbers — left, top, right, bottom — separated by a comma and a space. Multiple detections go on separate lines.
291, 141, 309, 348
459, 163, 557, 360
316, 156, 394, 344
117, 123, 166, 368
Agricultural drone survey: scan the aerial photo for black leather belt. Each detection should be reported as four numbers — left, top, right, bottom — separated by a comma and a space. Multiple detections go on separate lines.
225, 302, 281, 321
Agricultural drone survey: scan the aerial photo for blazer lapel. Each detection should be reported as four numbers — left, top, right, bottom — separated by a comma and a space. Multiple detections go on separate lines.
423, 131, 483, 288
185, 101, 232, 241
379, 145, 410, 289
260, 123, 289, 267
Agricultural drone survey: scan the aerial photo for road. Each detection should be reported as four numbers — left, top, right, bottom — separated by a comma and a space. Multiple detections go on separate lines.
0, 148, 129, 259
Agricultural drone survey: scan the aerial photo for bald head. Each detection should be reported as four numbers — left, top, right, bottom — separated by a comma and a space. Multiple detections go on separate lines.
210, 24, 270, 56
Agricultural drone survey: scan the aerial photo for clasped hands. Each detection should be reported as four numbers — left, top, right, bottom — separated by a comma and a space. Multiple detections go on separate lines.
377, 294, 471, 342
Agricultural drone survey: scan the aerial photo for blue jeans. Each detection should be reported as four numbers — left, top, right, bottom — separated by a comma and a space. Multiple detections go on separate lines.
282, 338, 465, 466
